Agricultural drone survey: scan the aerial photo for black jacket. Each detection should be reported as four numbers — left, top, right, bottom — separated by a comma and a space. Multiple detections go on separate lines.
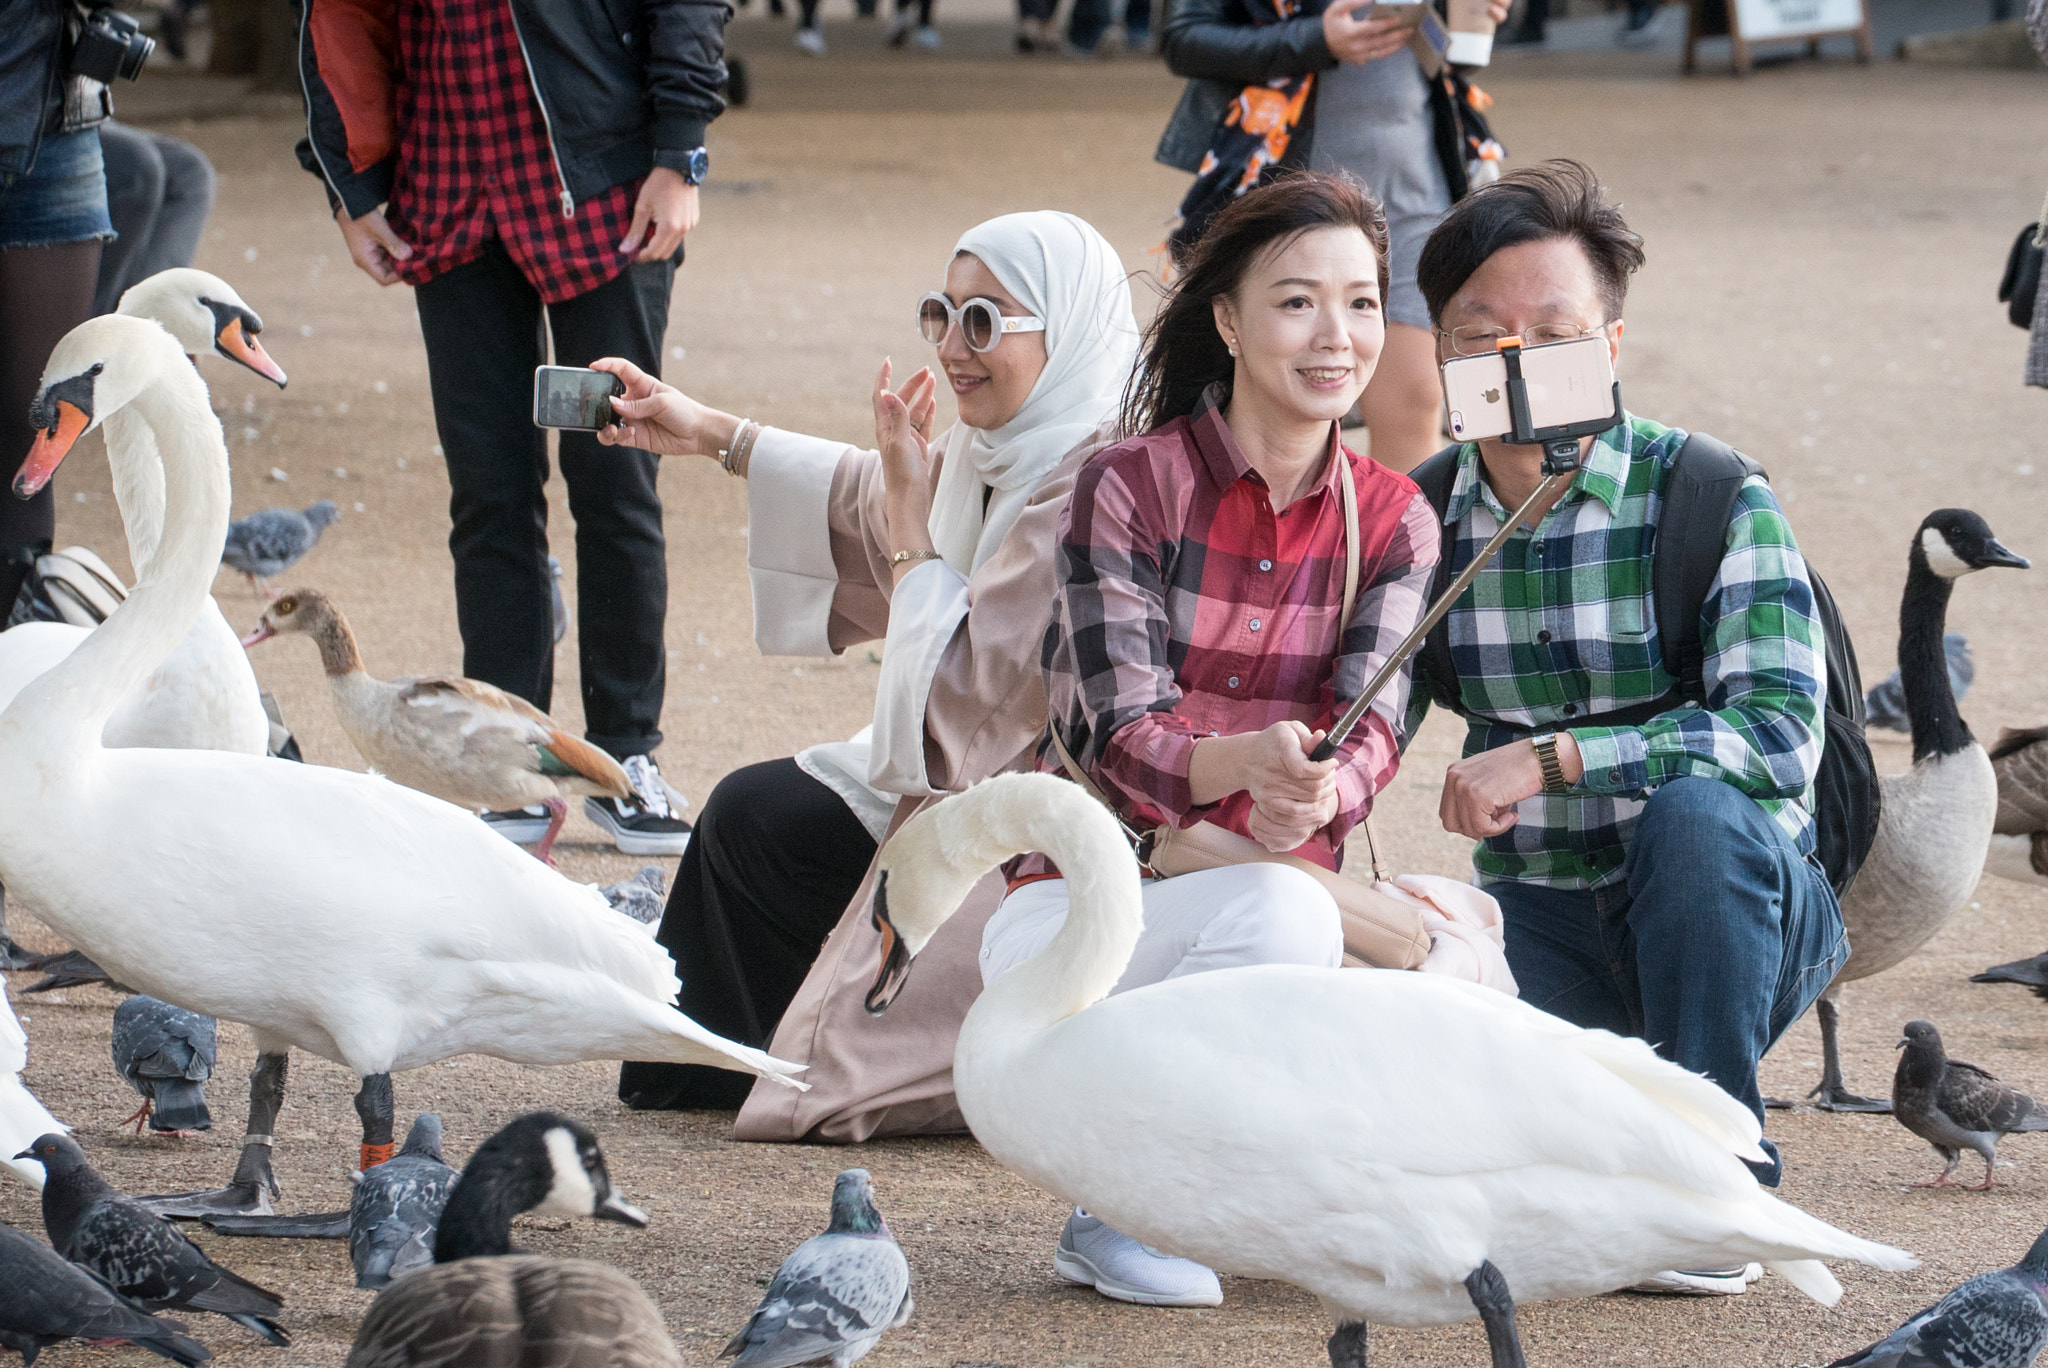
0, 0, 113, 181
1156, 0, 1336, 173
295, 0, 730, 220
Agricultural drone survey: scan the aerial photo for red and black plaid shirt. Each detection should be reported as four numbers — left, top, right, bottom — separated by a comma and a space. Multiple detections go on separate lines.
386, 0, 641, 304
1031, 386, 1438, 873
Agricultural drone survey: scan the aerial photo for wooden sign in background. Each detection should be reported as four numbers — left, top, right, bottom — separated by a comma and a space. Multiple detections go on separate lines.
1685, 0, 1873, 73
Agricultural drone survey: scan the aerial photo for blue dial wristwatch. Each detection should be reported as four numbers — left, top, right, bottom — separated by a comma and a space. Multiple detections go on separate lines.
681, 146, 710, 186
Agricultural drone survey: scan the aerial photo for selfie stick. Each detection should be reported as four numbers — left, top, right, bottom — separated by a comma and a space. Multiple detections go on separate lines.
1307, 338, 1620, 764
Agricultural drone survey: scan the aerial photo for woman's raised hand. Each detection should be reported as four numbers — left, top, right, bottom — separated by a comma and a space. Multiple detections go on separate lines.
874, 359, 942, 573
591, 356, 737, 460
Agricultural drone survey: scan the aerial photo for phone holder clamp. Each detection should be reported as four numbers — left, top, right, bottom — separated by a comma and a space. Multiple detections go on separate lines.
1494, 337, 1621, 476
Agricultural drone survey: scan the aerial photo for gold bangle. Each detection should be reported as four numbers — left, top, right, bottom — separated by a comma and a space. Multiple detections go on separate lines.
889, 548, 943, 567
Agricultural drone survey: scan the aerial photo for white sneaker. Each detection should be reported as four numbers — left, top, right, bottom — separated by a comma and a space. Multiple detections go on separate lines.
1627, 1263, 1763, 1296
912, 23, 941, 46
1054, 1209, 1221, 1307
794, 25, 826, 53
583, 755, 693, 857
480, 804, 552, 844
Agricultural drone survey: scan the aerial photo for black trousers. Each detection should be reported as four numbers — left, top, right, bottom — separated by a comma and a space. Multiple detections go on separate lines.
414, 239, 671, 756
619, 758, 877, 1110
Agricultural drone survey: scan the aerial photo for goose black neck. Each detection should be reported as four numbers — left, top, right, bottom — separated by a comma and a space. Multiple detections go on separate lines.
431, 1168, 534, 1262
1899, 561, 1970, 762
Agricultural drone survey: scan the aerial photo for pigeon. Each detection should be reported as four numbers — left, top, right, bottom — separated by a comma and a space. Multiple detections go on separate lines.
723, 1168, 912, 1368
0, 1222, 211, 1366
349, 1113, 459, 1290
1893, 1020, 2048, 1189
1828, 1223, 2048, 1366
548, 555, 569, 643
110, 996, 216, 1137
221, 499, 338, 597
601, 866, 667, 929
1866, 632, 1973, 732
14, 1134, 289, 1345
18, 949, 120, 995
1975, 953, 2048, 1000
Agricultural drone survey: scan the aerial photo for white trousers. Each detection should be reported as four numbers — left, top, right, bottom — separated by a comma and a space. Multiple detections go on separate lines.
980, 863, 1345, 993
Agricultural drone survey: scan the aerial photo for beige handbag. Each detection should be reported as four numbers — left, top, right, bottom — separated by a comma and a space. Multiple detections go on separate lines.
1047, 454, 1431, 972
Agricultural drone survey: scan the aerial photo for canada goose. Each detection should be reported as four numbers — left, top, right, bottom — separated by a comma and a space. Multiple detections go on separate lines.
1962, 728, 2048, 989
241, 589, 633, 863
867, 772, 1913, 1367
0, 317, 800, 1226
1803, 510, 2029, 1112
345, 1113, 678, 1368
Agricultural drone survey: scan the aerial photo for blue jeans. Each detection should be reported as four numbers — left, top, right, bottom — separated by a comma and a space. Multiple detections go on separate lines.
1486, 777, 1847, 1187
0, 128, 113, 248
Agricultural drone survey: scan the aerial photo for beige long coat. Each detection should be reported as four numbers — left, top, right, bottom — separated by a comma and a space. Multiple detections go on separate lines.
729, 420, 1117, 1142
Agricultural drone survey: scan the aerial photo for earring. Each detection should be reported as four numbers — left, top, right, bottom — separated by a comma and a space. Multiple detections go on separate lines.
1226, 343, 1238, 357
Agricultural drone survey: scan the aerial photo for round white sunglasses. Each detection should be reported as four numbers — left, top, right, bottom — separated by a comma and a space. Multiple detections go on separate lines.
917, 292, 1045, 353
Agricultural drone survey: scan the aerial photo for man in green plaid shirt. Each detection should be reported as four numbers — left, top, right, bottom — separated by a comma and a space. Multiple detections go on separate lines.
1407, 164, 1846, 1264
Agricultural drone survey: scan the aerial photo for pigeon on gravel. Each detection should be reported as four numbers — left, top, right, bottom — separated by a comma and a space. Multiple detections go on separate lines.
18, 949, 120, 995
221, 500, 338, 597
1827, 1223, 2048, 1366
601, 867, 667, 929
111, 996, 216, 1137
14, 1134, 288, 1345
1866, 632, 1974, 733
723, 1168, 912, 1368
1893, 1020, 2048, 1189
0, 1222, 211, 1366
350, 1113, 459, 1290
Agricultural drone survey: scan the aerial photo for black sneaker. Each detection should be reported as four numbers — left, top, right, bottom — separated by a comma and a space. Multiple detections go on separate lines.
585, 755, 693, 857
481, 804, 553, 845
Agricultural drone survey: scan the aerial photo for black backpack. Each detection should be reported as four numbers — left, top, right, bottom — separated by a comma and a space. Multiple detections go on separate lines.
1408, 432, 1881, 897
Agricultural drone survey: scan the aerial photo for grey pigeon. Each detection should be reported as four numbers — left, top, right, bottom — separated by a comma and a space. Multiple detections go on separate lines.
111, 996, 216, 1136
1866, 632, 1973, 732
1975, 952, 2048, 1000
349, 1113, 458, 1290
221, 499, 338, 596
0, 1222, 210, 1366
723, 1168, 912, 1368
14, 1134, 288, 1346
19, 948, 120, 995
601, 866, 667, 927
548, 555, 569, 643
1893, 1020, 2048, 1189
1828, 1223, 2048, 1366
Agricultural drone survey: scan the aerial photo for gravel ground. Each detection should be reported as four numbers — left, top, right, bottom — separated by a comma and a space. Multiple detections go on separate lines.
5, 27, 2048, 1368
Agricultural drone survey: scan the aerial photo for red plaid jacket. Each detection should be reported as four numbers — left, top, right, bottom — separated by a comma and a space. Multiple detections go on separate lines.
384, 0, 639, 302
1033, 387, 1437, 873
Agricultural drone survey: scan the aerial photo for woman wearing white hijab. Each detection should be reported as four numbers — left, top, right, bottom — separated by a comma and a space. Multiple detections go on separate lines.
594, 211, 1139, 1139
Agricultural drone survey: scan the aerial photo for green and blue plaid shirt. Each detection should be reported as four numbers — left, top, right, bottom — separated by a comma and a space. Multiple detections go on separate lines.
1408, 413, 1826, 890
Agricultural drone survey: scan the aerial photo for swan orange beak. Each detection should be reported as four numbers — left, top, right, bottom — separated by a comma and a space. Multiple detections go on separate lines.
240, 617, 277, 649
17, 400, 88, 498
217, 315, 288, 388
864, 873, 914, 1015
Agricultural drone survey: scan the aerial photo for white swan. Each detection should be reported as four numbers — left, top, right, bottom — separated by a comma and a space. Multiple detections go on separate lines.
0, 268, 281, 756
1, 988, 65, 1191
0, 315, 801, 1224
866, 772, 1915, 1367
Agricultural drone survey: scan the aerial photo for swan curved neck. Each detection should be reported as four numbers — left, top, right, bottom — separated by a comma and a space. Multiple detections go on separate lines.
1899, 562, 1969, 761
101, 408, 168, 573
7, 371, 229, 743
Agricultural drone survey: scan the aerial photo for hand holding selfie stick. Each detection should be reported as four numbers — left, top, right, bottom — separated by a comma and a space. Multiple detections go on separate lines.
1308, 338, 1620, 764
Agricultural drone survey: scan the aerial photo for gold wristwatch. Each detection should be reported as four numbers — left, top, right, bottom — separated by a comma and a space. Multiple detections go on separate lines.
1531, 732, 1569, 794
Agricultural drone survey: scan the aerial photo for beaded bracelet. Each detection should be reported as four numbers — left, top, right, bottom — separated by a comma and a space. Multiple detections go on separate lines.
720, 419, 761, 476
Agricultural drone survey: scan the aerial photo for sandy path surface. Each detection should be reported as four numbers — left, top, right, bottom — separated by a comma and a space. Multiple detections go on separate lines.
5, 31, 2048, 1368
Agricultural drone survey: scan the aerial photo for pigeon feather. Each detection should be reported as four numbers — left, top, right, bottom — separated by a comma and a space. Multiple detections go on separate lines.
0, 1222, 210, 1366
724, 1170, 911, 1368
1829, 1226, 2048, 1367
351, 1114, 459, 1290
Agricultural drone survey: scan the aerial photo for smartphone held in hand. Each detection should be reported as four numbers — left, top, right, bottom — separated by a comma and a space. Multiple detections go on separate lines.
1440, 334, 1617, 443
532, 365, 627, 431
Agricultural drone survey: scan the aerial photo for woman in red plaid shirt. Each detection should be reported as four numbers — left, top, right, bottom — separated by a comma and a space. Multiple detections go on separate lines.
985, 174, 1439, 1310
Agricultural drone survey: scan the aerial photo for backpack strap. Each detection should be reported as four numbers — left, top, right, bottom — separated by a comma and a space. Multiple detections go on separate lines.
1407, 444, 1464, 715
1655, 432, 1764, 703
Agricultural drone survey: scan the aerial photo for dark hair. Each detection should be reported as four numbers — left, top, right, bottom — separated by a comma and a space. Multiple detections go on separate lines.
1415, 159, 1645, 327
1122, 172, 1389, 437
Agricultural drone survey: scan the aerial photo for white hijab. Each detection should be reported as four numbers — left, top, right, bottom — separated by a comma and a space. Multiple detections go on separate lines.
924, 212, 1140, 572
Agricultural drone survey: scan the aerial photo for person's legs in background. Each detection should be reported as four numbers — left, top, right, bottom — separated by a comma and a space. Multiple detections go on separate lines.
888, 0, 939, 47
1123, 0, 1151, 48
91, 122, 166, 316
123, 133, 215, 287
619, 759, 878, 1111
1016, 0, 1058, 51
414, 245, 556, 715
981, 864, 1344, 1307
795, 0, 828, 53
1624, 776, 1847, 1188
549, 253, 691, 854
1501, 0, 1547, 43
0, 127, 111, 612
1064, 0, 1111, 53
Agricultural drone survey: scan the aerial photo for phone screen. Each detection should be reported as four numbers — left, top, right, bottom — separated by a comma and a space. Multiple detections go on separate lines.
533, 367, 626, 431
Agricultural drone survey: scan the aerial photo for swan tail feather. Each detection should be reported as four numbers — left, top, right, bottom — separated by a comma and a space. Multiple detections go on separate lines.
1765, 1260, 1843, 1306
1567, 1028, 1765, 1160
619, 994, 808, 1090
